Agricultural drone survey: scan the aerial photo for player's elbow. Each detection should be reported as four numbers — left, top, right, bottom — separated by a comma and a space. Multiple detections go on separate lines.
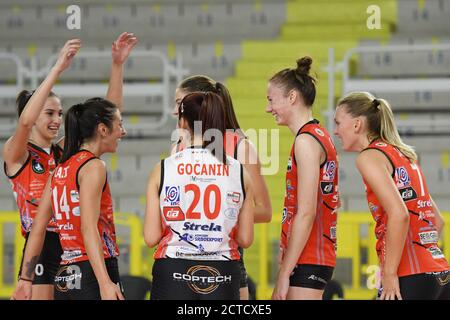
236, 231, 253, 249
143, 230, 161, 248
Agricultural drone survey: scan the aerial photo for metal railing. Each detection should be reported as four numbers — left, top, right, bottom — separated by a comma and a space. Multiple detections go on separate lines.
0, 50, 188, 138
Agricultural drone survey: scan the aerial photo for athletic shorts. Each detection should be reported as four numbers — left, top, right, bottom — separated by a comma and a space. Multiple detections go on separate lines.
151, 258, 241, 300
289, 264, 334, 290
238, 247, 248, 289
19, 231, 62, 285
377, 271, 450, 300
54, 257, 123, 300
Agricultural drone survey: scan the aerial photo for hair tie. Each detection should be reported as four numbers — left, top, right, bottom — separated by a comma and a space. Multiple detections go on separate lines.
372, 99, 381, 110
214, 82, 221, 93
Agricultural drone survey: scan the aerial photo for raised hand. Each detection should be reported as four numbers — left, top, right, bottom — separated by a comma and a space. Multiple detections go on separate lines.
54, 39, 81, 74
111, 32, 138, 65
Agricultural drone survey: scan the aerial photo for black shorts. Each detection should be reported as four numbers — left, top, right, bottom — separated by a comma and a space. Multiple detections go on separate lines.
54, 257, 123, 300
151, 258, 241, 300
19, 231, 62, 285
289, 264, 334, 290
238, 247, 248, 289
377, 271, 450, 300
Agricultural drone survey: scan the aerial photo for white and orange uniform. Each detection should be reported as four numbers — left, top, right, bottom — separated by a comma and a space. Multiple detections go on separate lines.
156, 147, 245, 261
364, 140, 450, 276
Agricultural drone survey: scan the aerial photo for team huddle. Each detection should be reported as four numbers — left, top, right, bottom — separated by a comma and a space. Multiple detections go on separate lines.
4, 33, 450, 300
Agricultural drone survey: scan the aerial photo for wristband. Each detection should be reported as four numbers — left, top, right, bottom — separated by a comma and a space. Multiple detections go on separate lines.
18, 276, 33, 283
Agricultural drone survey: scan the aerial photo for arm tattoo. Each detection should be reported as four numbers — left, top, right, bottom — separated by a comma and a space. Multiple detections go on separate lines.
24, 256, 39, 279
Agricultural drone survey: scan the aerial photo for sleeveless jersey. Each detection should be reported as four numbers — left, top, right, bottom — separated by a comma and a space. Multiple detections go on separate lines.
281, 120, 339, 267
156, 147, 245, 261
363, 141, 450, 277
4, 142, 61, 236
51, 150, 119, 265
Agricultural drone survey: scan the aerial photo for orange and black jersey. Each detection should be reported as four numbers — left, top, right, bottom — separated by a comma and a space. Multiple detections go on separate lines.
363, 140, 450, 276
4, 142, 61, 236
51, 150, 119, 265
281, 119, 339, 267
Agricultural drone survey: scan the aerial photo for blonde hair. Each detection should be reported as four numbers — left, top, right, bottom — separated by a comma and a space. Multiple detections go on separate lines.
337, 91, 417, 162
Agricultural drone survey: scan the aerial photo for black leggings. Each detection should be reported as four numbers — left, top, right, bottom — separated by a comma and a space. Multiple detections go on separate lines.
397, 272, 450, 300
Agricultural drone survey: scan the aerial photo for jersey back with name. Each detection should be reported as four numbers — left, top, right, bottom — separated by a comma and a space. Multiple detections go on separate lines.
157, 147, 244, 261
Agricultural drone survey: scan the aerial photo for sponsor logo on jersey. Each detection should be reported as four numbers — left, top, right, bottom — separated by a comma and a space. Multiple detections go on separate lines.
368, 202, 379, 214
399, 187, 417, 202
103, 232, 118, 257
419, 231, 438, 245
72, 206, 80, 216
163, 206, 185, 221
417, 199, 432, 209
164, 186, 180, 205
330, 226, 337, 240
287, 157, 293, 172
320, 181, 334, 195
427, 246, 445, 259
395, 167, 411, 188
224, 208, 238, 220
182, 222, 222, 232
181, 233, 223, 243
315, 128, 325, 137
322, 160, 337, 181
173, 265, 232, 294
286, 179, 294, 192
174, 251, 223, 259
70, 190, 79, 203
31, 159, 45, 174
226, 191, 241, 206
58, 222, 74, 231
282, 207, 288, 224
60, 233, 77, 241
61, 250, 83, 262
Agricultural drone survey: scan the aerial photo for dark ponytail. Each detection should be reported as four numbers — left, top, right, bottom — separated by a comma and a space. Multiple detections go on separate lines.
178, 92, 227, 164
60, 98, 118, 163
270, 56, 317, 107
215, 82, 241, 130
16, 89, 59, 117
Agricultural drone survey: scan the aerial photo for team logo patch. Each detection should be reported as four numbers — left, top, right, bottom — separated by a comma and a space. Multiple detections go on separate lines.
164, 186, 180, 205
315, 128, 325, 137
320, 182, 334, 195
399, 187, 417, 202
31, 159, 45, 174
322, 161, 337, 181
395, 167, 411, 188
163, 206, 185, 221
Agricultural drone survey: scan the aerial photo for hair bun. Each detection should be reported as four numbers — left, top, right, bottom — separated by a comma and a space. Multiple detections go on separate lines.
296, 56, 313, 75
